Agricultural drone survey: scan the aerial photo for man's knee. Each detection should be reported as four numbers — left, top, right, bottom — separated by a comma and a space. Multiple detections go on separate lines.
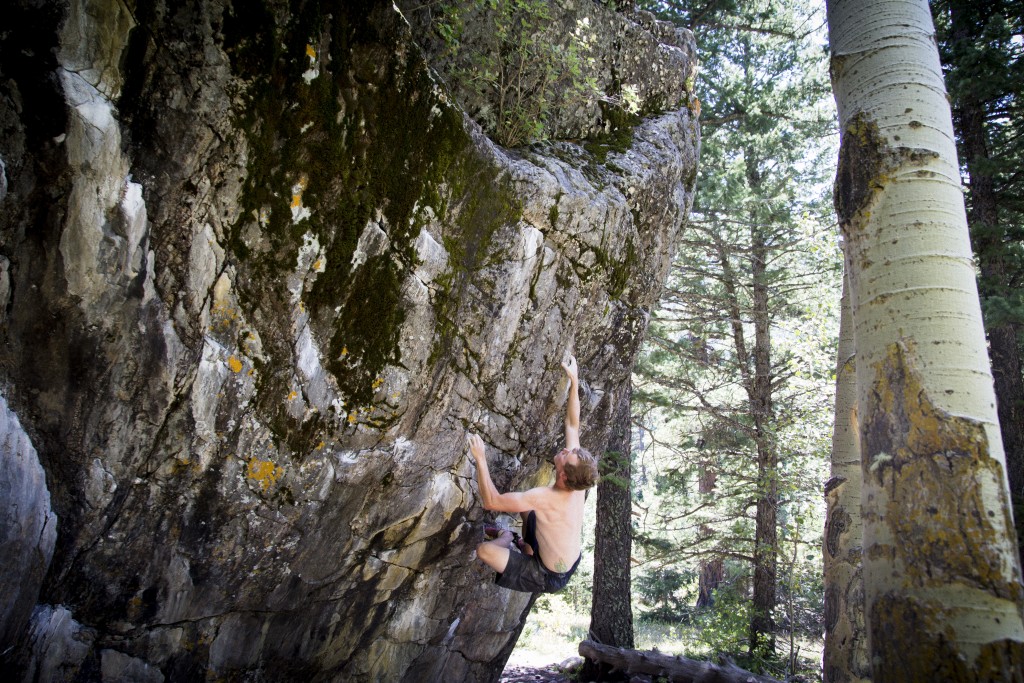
476, 541, 509, 572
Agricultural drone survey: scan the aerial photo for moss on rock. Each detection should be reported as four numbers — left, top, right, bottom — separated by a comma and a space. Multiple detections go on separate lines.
221, 1, 523, 428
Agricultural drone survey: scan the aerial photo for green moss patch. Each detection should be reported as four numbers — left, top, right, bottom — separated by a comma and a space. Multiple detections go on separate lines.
584, 101, 641, 165
221, 3, 525, 448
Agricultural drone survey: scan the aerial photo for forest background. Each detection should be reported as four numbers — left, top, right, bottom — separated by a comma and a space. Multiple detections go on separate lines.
475, 0, 1024, 680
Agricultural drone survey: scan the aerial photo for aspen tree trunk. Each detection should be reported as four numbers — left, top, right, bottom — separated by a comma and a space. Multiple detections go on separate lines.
826, 0, 1024, 679
823, 271, 870, 683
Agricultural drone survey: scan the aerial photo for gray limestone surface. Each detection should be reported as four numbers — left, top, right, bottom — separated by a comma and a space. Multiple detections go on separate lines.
0, 0, 699, 680
0, 397, 58, 649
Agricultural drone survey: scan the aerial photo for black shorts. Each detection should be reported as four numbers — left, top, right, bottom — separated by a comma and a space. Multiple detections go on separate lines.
494, 512, 581, 594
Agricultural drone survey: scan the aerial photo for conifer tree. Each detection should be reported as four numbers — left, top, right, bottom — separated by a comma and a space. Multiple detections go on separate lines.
635, 0, 839, 662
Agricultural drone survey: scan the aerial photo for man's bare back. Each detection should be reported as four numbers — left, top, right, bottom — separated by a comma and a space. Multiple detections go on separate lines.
526, 485, 586, 573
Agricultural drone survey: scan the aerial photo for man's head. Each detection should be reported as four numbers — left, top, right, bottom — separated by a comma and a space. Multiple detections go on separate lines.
553, 447, 599, 491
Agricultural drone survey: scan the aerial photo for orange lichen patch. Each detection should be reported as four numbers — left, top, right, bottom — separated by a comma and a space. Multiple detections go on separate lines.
347, 413, 357, 425
290, 174, 312, 223
864, 341, 1021, 600
974, 638, 1024, 680
210, 301, 240, 332
305, 44, 316, 59
287, 390, 298, 401
869, 593, 961, 683
227, 356, 243, 373
247, 457, 284, 491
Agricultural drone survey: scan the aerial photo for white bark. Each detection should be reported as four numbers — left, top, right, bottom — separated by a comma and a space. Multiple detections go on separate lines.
827, 0, 1024, 677
823, 269, 870, 682
829, 0, 997, 452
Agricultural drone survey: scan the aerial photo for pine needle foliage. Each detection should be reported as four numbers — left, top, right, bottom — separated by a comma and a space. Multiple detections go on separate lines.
632, 0, 839, 673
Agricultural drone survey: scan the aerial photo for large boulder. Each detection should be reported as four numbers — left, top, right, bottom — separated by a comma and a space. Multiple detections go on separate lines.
0, 396, 58, 650
0, 0, 699, 680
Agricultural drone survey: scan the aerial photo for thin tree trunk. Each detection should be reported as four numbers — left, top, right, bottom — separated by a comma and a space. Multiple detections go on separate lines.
827, 0, 1024, 678
696, 459, 723, 609
583, 385, 635, 680
748, 174, 777, 657
822, 269, 871, 682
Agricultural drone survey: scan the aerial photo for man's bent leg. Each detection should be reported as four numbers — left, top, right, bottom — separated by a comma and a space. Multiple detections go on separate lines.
477, 530, 514, 573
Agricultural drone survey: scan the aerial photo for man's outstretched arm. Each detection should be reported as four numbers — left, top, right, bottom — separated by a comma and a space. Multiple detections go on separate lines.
467, 433, 533, 513
562, 356, 581, 450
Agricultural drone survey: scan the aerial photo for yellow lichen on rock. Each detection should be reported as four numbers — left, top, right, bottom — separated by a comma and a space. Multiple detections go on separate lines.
290, 174, 311, 223
247, 457, 284, 491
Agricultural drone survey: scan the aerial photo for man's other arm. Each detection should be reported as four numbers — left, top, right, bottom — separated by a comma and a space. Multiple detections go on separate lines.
468, 433, 537, 513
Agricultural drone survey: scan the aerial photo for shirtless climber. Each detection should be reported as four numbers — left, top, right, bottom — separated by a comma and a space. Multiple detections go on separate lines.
467, 356, 599, 593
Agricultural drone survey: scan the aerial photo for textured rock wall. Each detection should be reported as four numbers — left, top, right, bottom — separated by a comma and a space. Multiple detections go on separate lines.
0, 0, 699, 680
0, 396, 58, 649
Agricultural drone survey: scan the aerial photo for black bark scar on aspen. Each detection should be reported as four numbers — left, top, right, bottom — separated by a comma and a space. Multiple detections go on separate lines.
824, 474, 847, 496
825, 504, 850, 559
824, 584, 840, 632
863, 340, 1023, 599
834, 113, 941, 232
834, 113, 890, 229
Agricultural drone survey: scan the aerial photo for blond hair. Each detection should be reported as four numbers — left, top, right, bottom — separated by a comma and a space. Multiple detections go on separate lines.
563, 448, 599, 490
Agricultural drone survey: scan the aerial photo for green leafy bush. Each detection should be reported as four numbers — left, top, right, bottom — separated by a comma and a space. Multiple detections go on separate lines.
433, 0, 601, 146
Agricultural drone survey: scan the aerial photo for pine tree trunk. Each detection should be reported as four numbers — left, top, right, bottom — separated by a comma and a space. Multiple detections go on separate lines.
696, 460, 723, 609
748, 189, 777, 657
822, 271, 871, 682
827, 0, 1024, 678
583, 385, 635, 680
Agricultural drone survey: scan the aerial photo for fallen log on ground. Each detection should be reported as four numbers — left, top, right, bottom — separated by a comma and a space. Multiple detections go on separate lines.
578, 640, 781, 683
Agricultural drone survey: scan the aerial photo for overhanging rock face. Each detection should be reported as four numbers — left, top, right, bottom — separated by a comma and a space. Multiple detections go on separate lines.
0, 1, 699, 680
